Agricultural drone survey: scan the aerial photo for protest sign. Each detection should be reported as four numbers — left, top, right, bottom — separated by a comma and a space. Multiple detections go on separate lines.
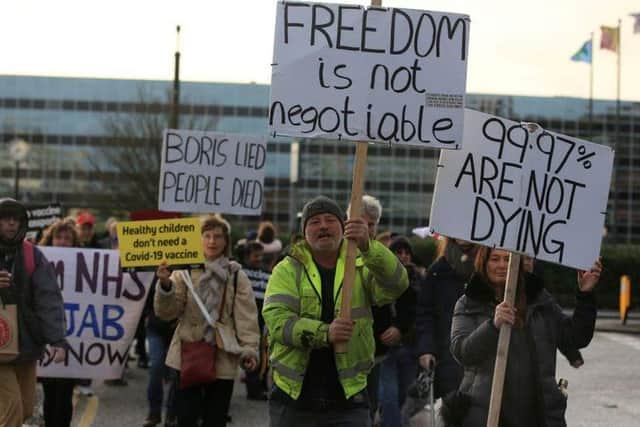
429, 109, 613, 270
117, 217, 204, 270
244, 267, 271, 301
269, 1, 470, 148
25, 203, 63, 240
158, 130, 267, 215
37, 247, 153, 379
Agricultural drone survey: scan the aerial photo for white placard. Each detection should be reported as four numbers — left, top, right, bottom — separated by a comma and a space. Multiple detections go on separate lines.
429, 109, 614, 270
158, 130, 267, 216
37, 247, 153, 379
269, 1, 469, 148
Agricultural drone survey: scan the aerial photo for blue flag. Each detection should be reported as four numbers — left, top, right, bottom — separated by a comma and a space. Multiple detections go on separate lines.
571, 40, 592, 63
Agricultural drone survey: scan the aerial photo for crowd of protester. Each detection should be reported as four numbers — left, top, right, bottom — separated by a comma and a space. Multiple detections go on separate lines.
1, 194, 602, 427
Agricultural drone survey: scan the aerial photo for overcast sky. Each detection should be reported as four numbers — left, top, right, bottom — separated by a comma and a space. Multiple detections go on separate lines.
3, 0, 640, 101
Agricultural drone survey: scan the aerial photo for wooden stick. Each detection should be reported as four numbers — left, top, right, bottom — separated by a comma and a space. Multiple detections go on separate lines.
487, 252, 521, 427
335, 140, 368, 353
334, 0, 379, 354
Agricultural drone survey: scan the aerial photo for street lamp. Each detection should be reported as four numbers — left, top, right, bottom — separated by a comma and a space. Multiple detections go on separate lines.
9, 138, 30, 200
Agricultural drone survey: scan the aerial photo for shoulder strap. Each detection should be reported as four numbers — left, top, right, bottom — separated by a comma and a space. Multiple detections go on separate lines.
22, 240, 35, 279
230, 271, 238, 319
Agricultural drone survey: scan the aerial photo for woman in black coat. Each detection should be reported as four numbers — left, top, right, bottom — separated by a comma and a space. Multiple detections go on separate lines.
416, 238, 477, 398
447, 247, 602, 427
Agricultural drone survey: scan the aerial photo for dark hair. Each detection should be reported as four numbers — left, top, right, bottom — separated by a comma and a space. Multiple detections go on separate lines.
0, 198, 28, 252
245, 240, 264, 256
389, 236, 414, 261
39, 219, 80, 247
201, 214, 231, 257
257, 221, 276, 244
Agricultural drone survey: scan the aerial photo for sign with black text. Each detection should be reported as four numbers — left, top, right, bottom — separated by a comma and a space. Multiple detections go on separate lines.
159, 130, 266, 215
269, 1, 469, 148
117, 218, 204, 270
37, 247, 153, 379
25, 203, 63, 241
429, 109, 613, 270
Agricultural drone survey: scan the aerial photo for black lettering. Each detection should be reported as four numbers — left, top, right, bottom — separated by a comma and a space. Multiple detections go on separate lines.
269, 101, 285, 126
164, 132, 183, 163
311, 4, 334, 46
482, 118, 507, 159
494, 202, 522, 246
507, 125, 528, 163
471, 196, 494, 241
361, 8, 386, 53
545, 176, 565, 215
563, 178, 586, 221
454, 153, 477, 193
413, 13, 436, 57
341, 96, 358, 136
370, 64, 390, 90
391, 66, 411, 93
336, 5, 360, 51
333, 65, 352, 89
284, 2, 309, 44
479, 156, 498, 198
390, 9, 413, 54
318, 58, 330, 88
497, 162, 521, 202
433, 118, 455, 144
76, 252, 99, 294
436, 16, 467, 60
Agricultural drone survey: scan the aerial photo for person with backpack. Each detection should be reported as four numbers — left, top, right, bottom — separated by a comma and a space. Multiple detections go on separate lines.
0, 198, 67, 427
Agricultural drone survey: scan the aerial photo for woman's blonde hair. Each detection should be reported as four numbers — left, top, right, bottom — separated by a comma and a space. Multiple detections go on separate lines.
39, 219, 80, 247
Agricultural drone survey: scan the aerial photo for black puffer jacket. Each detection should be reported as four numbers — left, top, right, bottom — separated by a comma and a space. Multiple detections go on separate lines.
449, 273, 596, 427
416, 257, 465, 398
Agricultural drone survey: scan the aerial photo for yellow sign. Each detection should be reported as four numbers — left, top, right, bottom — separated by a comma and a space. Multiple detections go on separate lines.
117, 217, 204, 269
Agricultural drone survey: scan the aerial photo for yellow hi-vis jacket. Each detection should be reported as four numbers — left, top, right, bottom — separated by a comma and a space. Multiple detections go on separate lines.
262, 239, 408, 400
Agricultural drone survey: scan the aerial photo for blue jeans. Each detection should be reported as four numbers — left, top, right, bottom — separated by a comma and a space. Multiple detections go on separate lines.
147, 329, 171, 414
378, 345, 418, 427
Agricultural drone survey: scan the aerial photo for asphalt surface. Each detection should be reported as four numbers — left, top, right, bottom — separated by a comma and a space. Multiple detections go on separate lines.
23, 309, 639, 427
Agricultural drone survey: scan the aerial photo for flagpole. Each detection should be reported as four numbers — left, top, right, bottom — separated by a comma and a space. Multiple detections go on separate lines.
615, 19, 624, 243
589, 32, 594, 133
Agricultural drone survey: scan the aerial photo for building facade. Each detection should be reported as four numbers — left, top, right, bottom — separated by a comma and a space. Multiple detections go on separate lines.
1, 75, 638, 242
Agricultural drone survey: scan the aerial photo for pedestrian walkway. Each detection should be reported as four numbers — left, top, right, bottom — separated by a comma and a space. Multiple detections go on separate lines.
562, 309, 640, 335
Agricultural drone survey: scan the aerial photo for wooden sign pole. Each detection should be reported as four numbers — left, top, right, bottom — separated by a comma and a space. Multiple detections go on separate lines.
335, 0, 382, 355
335, 141, 368, 353
486, 253, 521, 427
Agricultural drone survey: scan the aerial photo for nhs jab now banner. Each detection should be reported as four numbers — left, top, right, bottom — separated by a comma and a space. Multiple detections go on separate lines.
159, 130, 267, 216
429, 109, 613, 270
269, 2, 469, 148
37, 247, 153, 379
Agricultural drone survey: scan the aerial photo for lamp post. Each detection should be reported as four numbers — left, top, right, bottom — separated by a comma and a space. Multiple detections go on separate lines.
9, 138, 30, 200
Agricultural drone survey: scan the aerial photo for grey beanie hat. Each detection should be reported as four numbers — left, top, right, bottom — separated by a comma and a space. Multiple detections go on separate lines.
301, 196, 345, 232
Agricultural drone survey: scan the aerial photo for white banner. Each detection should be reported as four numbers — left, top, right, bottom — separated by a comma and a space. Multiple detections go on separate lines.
158, 130, 267, 216
269, 1, 469, 148
37, 247, 153, 379
429, 109, 614, 270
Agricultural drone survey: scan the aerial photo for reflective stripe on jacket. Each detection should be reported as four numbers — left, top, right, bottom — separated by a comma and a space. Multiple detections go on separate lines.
262, 239, 408, 400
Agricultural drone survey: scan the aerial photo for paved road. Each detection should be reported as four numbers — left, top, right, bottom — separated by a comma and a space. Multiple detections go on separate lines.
39, 330, 638, 427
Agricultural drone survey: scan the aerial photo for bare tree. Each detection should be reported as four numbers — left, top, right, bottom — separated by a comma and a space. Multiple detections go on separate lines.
94, 88, 217, 211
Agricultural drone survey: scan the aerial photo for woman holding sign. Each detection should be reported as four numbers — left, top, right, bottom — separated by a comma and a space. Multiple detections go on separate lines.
155, 215, 260, 427
446, 247, 602, 427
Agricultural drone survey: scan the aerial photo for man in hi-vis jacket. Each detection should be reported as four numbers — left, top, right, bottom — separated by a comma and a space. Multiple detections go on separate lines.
263, 195, 408, 427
